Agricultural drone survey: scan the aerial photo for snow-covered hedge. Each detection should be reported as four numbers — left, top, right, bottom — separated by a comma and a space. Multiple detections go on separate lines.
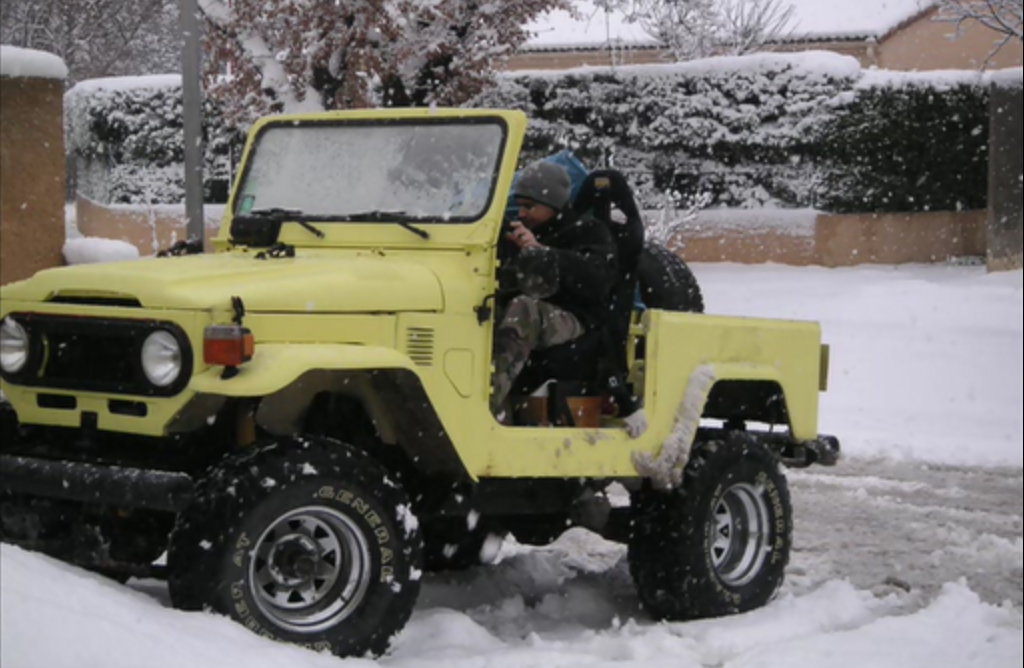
817, 70, 990, 213
475, 52, 993, 213
65, 75, 246, 205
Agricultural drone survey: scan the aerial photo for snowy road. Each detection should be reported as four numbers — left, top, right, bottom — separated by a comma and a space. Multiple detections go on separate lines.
789, 459, 1023, 610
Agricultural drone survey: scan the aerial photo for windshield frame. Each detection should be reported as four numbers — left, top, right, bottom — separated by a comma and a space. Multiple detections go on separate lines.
230, 115, 510, 226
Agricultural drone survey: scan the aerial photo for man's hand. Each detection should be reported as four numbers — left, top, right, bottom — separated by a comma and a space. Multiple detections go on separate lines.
516, 247, 559, 298
507, 221, 542, 250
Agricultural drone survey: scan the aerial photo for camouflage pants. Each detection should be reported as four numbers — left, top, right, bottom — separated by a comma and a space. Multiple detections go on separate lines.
491, 295, 585, 414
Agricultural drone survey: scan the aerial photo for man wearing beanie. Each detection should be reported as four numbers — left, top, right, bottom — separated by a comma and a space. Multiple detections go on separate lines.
491, 160, 619, 423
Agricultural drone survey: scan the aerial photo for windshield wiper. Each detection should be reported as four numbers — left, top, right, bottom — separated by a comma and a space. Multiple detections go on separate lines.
339, 210, 431, 240
243, 208, 325, 239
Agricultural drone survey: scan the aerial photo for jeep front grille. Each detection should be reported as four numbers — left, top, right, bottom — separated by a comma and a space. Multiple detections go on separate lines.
0, 314, 193, 397
405, 327, 435, 366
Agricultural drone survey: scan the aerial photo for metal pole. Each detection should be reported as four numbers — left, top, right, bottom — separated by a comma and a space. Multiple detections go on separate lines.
180, 0, 205, 245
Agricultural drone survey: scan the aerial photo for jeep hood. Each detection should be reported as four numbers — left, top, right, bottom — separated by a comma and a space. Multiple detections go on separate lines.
1, 254, 443, 312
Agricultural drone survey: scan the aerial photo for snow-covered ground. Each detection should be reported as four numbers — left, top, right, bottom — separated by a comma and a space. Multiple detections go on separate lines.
2, 262, 1021, 668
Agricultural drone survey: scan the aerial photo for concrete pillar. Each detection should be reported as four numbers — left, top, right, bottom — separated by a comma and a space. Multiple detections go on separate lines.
987, 74, 1023, 272
0, 46, 68, 285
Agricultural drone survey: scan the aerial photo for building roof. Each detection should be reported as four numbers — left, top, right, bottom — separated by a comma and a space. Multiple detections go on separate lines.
523, 0, 938, 52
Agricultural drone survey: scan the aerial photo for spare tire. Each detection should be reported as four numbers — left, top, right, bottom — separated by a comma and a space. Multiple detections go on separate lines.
637, 241, 704, 313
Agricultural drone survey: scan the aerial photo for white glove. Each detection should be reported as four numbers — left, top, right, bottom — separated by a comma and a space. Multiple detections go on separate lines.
623, 408, 648, 438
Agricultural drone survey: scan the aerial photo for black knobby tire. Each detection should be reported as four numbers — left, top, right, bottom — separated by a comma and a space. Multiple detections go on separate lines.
637, 241, 704, 313
629, 433, 791, 621
167, 437, 422, 658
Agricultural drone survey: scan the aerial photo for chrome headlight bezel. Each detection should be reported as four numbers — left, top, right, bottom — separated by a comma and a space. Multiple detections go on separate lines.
0, 316, 30, 375
140, 329, 184, 388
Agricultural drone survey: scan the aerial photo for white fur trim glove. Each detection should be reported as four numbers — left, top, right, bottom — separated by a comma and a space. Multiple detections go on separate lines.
623, 408, 648, 438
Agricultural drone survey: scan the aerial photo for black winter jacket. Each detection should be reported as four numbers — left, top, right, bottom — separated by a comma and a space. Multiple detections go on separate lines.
498, 208, 619, 328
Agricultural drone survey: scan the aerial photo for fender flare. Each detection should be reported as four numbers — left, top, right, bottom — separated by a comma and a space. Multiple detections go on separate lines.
189, 344, 418, 397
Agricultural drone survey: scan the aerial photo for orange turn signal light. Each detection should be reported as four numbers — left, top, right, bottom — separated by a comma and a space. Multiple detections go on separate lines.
204, 325, 254, 367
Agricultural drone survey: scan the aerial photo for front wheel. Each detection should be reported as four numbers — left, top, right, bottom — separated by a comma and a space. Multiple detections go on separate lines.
629, 433, 791, 620
167, 437, 421, 658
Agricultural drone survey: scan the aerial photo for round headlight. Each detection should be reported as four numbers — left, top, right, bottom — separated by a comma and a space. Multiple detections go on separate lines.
141, 330, 182, 387
0, 317, 29, 374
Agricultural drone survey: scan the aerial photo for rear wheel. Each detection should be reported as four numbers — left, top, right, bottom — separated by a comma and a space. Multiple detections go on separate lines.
637, 241, 704, 313
168, 437, 421, 658
629, 433, 791, 620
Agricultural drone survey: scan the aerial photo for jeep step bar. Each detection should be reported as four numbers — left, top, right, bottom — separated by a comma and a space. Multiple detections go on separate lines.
0, 455, 194, 512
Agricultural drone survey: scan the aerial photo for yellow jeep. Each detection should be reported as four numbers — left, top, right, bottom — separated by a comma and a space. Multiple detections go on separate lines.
0, 108, 838, 658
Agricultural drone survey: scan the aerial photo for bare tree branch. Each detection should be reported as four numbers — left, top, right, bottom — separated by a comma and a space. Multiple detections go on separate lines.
935, 0, 1022, 67
937, 0, 1023, 41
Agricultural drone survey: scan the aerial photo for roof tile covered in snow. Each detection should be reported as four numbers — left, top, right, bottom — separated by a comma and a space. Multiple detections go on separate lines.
524, 0, 938, 51
0, 45, 68, 80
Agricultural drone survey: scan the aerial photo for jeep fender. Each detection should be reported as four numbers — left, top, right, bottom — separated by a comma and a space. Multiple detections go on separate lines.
188, 343, 467, 478
641, 310, 822, 443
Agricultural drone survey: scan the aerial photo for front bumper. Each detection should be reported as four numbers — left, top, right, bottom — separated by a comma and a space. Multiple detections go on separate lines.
0, 400, 193, 512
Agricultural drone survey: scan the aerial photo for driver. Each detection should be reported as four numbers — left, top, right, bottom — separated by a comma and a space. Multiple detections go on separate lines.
491, 160, 619, 423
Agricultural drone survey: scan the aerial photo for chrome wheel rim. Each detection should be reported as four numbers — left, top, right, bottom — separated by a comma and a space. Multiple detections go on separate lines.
709, 482, 771, 587
249, 506, 371, 633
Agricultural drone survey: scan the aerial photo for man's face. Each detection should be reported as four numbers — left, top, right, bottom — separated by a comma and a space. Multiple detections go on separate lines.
516, 198, 557, 229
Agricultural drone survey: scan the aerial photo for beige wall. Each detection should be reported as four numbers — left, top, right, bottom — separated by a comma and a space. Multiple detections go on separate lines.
78, 194, 987, 267
880, 11, 1023, 71
671, 210, 988, 266
76, 195, 220, 256
0, 75, 66, 285
814, 210, 987, 266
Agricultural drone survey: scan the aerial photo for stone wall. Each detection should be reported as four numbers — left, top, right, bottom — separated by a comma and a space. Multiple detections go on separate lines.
0, 75, 66, 285
987, 80, 1023, 272
672, 210, 988, 266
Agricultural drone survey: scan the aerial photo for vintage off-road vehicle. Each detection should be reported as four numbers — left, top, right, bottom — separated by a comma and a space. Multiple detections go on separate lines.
0, 108, 838, 658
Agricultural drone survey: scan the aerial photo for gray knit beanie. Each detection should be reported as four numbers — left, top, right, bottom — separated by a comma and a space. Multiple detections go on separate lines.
514, 160, 572, 210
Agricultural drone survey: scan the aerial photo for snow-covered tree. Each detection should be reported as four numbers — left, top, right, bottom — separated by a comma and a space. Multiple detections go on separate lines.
601, 0, 796, 60
937, 0, 1023, 59
0, 0, 180, 84
717, 0, 796, 56
626, 0, 721, 60
198, 0, 570, 122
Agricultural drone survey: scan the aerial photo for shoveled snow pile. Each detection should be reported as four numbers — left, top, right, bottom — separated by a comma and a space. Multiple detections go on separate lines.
63, 237, 140, 265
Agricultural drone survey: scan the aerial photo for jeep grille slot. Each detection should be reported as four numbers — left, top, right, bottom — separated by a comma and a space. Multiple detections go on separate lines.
405, 327, 435, 366
47, 293, 142, 308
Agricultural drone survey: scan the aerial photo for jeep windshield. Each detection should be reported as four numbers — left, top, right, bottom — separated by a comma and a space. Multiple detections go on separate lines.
233, 118, 505, 224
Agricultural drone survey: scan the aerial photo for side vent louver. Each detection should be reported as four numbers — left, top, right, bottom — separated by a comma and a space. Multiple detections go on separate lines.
405, 327, 435, 366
